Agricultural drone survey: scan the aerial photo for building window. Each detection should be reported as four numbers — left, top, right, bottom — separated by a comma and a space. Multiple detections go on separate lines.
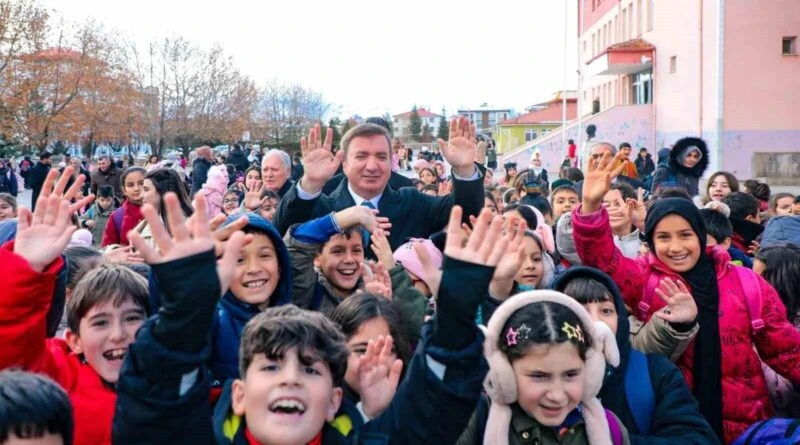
637, 0, 643, 36
670, 56, 677, 73
783, 36, 797, 55
525, 129, 538, 142
621, 8, 627, 40
647, 0, 654, 30
632, 70, 652, 104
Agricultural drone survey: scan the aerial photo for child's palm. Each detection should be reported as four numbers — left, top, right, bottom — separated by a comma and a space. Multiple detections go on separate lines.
15, 197, 75, 272
654, 278, 698, 324
358, 336, 403, 418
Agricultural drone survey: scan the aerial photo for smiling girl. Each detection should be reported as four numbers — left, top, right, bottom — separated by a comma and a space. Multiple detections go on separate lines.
458, 291, 626, 445
101, 166, 145, 248
572, 153, 800, 443
704, 171, 739, 203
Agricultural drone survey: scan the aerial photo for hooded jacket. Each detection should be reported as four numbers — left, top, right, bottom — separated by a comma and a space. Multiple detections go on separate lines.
650, 138, 709, 196
209, 213, 293, 384
552, 267, 719, 444
571, 204, 800, 443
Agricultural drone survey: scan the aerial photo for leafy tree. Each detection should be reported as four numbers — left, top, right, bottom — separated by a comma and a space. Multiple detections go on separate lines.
409, 105, 422, 142
328, 117, 342, 146
437, 108, 449, 141
421, 123, 433, 143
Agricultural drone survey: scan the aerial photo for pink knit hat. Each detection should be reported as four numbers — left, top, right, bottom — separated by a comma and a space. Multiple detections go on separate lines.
481, 290, 620, 445
68, 229, 93, 247
392, 239, 442, 289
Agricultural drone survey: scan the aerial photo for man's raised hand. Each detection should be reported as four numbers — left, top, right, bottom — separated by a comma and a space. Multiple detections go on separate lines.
299, 123, 343, 194
437, 117, 478, 178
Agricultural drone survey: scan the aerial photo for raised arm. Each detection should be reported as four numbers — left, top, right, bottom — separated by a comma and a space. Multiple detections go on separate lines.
574, 152, 648, 308
113, 194, 246, 444
365, 207, 517, 444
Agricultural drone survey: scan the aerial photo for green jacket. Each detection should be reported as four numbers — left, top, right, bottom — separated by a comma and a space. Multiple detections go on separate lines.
80, 202, 115, 247
629, 314, 698, 362
458, 401, 631, 445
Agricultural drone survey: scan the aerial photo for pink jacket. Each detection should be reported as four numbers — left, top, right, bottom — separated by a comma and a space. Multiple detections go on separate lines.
198, 165, 228, 219
572, 205, 800, 444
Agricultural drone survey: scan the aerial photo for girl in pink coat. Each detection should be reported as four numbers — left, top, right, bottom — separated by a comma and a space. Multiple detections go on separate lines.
197, 164, 229, 219
570, 153, 800, 444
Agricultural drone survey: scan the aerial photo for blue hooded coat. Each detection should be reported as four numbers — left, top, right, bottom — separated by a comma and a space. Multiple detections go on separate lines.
147, 213, 292, 385
209, 213, 292, 384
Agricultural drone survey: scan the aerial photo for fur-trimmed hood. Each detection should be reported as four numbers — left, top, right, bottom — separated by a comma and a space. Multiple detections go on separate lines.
668, 137, 709, 179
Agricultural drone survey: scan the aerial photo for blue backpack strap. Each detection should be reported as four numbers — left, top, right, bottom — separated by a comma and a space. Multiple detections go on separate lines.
624, 350, 655, 434
733, 266, 764, 333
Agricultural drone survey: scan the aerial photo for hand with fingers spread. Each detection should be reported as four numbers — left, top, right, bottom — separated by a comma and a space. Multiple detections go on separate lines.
299, 123, 344, 194
653, 278, 698, 324
488, 218, 528, 299
14, 167, 95, 272
243, 182, 266, 211
357, 335, 403, 419
442, 206, 508, 267
370, 229, 395, 270
14, 195, 76, 273
431, 205, 511, 350
581, 152, 628, 214
362, 261, 392, 300
437, 117, 478, 178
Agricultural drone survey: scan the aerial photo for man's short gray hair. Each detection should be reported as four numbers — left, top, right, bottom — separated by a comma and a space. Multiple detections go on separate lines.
590, 142, 617, 156
263, 149, 291, 171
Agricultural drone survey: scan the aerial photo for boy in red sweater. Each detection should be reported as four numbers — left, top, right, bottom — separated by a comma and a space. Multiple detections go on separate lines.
0, 167, 149, 445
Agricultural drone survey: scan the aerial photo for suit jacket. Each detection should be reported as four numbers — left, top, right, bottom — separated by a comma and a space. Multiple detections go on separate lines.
274, 169, 484, 252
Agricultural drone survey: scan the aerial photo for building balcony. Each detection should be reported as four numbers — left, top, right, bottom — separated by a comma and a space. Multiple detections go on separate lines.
586, 38, 654, 77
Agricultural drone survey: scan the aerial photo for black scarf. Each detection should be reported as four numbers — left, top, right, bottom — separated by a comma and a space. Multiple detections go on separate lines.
645, 198, 724, 441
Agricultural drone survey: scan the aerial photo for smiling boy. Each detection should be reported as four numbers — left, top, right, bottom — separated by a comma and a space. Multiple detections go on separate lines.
0, 169, 148, 444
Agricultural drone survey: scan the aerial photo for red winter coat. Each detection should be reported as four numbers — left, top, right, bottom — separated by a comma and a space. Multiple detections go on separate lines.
0, 243, 115, 445
571, 205, 800, 444
101, 199, 143, 247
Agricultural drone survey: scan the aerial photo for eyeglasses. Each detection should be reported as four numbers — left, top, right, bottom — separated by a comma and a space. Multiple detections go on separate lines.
223, 199, 239, 205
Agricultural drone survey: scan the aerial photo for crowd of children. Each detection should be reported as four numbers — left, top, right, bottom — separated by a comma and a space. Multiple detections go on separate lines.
1, 128, 800, 445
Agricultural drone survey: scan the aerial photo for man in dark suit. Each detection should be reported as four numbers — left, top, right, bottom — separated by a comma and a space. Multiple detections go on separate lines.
28, 152, 52, 211
274, 117, 484, 252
